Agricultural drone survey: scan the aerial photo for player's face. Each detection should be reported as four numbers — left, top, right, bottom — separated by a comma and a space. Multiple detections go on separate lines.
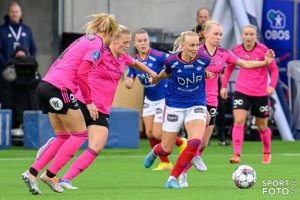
242, 27, 257, 47
134, 33, 150, 54
182, 35, 200, 59
112, 33, 131, 54
197, 9, 210, 26
205, 24, 222, 47
8, 5, 22, 24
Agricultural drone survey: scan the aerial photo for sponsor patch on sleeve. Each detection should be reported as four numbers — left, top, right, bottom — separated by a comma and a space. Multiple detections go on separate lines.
92, 51, 101, 61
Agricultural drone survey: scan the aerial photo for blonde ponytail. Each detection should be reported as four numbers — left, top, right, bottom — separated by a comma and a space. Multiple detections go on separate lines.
85, 13, 118, 36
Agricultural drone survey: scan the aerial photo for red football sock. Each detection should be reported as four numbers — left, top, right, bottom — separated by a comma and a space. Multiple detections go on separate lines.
170, 139, 201, 178
175, 137, 183, 146
149, 138, 170, 163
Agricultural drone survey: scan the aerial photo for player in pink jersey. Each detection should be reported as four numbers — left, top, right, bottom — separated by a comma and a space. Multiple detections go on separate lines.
124, 29, 187, 171
179, 21, 275, 187
220, 25, 278, 164
56, 25, 158, 190
21, 14, 119, 195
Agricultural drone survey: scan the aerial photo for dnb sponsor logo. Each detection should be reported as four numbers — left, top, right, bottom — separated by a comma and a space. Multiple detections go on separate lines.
262, 179, 296, 195
265, 9, 290, 41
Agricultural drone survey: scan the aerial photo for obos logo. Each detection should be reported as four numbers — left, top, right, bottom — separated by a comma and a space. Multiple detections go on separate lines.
265, 9, 290, 41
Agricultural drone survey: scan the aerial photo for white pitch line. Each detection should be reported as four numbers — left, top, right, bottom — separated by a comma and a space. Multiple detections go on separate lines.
0, 153, 299, 161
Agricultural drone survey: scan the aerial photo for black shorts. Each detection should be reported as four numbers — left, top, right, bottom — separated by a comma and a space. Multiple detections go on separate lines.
233, 91, 269, 118
37, 81, 79, 114
78, 101, 110, 129
207, 105, 217, 126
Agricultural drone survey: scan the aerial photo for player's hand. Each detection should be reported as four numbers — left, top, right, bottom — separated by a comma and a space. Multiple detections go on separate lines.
264, 49, 275, 65
149, 71, 159, 85
267, 86, 275, 96
205, 71, 215, 79
220, 88, 228, 99
87, 103, 98, 121
124, 75, 134, 89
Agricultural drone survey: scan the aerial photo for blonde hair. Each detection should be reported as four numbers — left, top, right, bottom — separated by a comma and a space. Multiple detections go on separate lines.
115, 25, 131, 39
170, 31, 198, 53
198, 20, 222, 43
85, 13, 118, 36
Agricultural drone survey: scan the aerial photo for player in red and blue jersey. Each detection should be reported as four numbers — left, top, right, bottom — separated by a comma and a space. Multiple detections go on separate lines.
144, 31, 213, 188
220, 25, 278, 164
21, 14, 119, 195
125, 29, 187, 171
179, 21, 275, 187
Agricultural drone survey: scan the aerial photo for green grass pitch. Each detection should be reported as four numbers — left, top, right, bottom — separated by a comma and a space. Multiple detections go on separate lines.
0, 139, 299, 200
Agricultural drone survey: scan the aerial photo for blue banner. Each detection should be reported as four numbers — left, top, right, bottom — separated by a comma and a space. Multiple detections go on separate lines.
262, 0, 294, 50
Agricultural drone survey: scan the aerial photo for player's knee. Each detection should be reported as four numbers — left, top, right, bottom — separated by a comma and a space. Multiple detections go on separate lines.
152, 131, 162, 140
145, 130, 153, 138
234, 119, 246, 126
257, 125, 268, 132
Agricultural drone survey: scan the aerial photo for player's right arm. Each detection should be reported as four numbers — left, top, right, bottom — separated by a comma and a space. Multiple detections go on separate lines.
150, 68, 170, 85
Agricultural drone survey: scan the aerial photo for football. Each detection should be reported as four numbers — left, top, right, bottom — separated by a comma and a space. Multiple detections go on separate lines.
232, 165, 256, 189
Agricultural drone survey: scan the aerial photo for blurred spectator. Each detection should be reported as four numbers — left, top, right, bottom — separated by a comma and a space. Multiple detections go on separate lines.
191, 7, 210, 34
0, 1, 36, 71
2, 46, 41, 129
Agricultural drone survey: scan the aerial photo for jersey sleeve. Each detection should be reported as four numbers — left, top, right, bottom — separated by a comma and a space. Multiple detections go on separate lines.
268, 60, 279, 88
222, 49, 237, 88
77, 60, 93, 104
124, 54, 135, 66
82, 37, 104, 64
225, 51, 239, 65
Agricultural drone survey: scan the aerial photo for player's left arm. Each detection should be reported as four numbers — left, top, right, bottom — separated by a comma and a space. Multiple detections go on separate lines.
236, 49, 275, 69
267, 59, 279, 95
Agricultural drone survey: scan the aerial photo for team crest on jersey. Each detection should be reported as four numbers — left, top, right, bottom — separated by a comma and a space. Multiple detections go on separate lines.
21, 32, 27, 37
245, 55, 250, 59
92, 51, 101, 61
148, 63, 153, 67
196, 66, 202, 71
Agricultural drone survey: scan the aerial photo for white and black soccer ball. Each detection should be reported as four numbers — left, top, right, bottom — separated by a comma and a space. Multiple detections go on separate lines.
232, 165, 256, 189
